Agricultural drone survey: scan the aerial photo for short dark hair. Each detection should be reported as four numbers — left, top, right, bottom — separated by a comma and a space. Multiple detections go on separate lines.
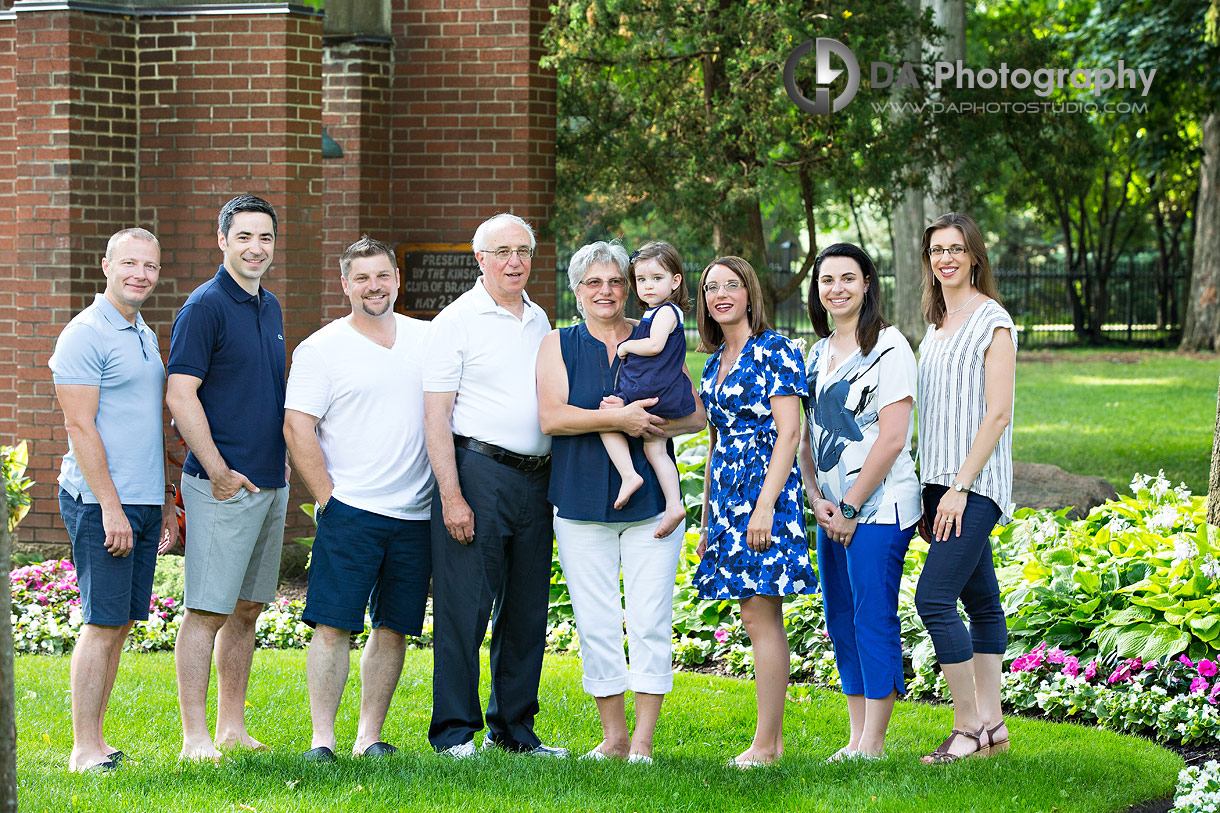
340, 235, 396, 278
695, 256, 770, 352
808, 243, 889, 356
629, 241, 689, 312
218, 195, 278, 238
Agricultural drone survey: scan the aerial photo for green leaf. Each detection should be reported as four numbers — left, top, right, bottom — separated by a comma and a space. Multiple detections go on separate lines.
1104, 606, 1154, 626
1115, 622, 1154, 658
1044, 546, 1078, 565
1189, 615, 1220, 642
1130, 593, 1181, 611
1068, 596, 1102, 621
1137, 625, 1193, 663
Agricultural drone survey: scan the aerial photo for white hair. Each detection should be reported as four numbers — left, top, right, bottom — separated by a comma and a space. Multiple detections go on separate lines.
567, 240, 630, 317
471, 213, 536, 253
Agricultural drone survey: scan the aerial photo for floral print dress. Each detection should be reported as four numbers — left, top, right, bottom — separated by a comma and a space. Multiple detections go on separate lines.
696, 330, 816, 599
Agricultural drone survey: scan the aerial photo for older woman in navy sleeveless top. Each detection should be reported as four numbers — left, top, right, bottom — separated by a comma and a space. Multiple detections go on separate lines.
537, 240, 705, 762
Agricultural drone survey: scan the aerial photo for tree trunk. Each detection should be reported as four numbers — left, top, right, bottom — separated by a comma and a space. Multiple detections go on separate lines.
1181, 110, 1220, 350
1211, 374, 1220, 525
891, 188, 927, 344
889, 0, 930, 346
921, 0, 965, 216
0, 515, 16, 812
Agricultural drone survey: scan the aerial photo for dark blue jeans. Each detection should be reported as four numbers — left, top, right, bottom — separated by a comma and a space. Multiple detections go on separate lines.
914, 484, 1007, 665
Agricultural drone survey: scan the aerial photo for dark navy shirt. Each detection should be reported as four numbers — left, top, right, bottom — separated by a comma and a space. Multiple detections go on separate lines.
168, 265, 287, 488
548, 323, 672, 523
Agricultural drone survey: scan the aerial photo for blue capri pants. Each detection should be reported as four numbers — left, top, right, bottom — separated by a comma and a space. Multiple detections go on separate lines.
913, 484, 1007, 665
817, 521, 915, 699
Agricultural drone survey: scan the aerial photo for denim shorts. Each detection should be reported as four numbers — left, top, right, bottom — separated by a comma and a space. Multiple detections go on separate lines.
59, 490, 161, 626
302, 498, 431, 636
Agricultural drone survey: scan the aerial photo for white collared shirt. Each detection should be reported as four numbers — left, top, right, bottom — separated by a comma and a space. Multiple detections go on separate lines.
422, 277, 552, 456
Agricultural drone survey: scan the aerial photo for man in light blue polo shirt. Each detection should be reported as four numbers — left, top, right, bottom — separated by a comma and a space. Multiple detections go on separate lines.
50, 227, 180, 773
167, 194, 289, 760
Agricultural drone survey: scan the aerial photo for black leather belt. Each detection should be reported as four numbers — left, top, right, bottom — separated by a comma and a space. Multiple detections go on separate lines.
453, 435, 550, 473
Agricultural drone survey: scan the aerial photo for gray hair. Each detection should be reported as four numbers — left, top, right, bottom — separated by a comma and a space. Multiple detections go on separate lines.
567, 241, 629, 317
105, 227, 159, 259
471, 213, 536, 253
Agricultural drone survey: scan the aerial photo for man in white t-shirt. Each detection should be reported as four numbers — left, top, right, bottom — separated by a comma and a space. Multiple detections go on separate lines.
283, 236, 434, 761
422, 213, 564, 758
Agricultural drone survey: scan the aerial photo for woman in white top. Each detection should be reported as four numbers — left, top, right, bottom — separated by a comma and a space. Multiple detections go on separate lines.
915, 212, 1016, 763
799, 243, 921, 761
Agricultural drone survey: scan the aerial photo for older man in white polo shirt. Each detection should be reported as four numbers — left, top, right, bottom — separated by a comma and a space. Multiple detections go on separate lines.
422, 213, 565, 758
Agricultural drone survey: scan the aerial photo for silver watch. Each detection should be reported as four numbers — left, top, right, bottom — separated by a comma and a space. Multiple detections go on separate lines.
952, 481, 967, 493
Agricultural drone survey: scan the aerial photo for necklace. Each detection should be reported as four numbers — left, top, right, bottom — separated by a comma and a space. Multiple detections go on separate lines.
945, 291, 981, 316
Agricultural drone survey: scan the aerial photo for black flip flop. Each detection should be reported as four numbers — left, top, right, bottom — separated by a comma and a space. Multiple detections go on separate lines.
361, 742, 397, 758
107, 751, 125, 765
302, 746, 336, 763
83, 759, 117, 774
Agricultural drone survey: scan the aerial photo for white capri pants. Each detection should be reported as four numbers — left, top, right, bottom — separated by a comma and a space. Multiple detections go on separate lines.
554, 512, 684, 697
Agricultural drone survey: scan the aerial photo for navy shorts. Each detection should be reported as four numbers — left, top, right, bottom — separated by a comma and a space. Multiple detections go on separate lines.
302, 498, 431, 636
59, 489, 161, 626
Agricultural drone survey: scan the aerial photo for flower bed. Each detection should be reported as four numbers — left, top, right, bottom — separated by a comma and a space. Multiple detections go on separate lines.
1174, 760, 1220, 812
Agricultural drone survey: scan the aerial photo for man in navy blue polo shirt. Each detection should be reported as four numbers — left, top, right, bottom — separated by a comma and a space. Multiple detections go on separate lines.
167, 194, 289, 760
51, 227, 180, 772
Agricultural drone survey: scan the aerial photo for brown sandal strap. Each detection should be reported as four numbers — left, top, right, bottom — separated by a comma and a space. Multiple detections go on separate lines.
925, 725, 985, 763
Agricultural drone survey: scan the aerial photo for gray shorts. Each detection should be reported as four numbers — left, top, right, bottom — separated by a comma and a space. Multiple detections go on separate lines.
180, 472, 289, 614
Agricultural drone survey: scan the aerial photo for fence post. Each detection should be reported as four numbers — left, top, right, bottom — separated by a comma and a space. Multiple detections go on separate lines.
1127, 257, 1135, 343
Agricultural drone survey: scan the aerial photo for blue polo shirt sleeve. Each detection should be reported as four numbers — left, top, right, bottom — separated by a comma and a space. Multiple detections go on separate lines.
49, 323, 105, 385
167, 301, 218, 378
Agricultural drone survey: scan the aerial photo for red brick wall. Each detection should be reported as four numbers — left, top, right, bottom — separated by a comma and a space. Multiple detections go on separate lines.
1, 1, 557, 555
0, 16, 17, 448
391, 0, 557, 313
321, 40, 394, 324
11, 10, 140, 549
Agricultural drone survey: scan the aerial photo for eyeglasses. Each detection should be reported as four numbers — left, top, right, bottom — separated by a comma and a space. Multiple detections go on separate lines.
703, 280, 743, 294
482, 246, 535, 260
927, 245, 968, 258
578, 277, 627, 290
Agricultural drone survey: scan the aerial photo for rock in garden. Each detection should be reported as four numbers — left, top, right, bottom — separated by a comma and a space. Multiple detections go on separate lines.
1012, 462, 1119, 520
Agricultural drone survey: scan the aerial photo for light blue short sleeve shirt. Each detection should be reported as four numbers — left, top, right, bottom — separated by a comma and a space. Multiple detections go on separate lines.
49, 293, 166, 505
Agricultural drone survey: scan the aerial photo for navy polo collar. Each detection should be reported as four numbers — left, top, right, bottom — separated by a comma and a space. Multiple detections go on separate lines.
214, 264, 261, 303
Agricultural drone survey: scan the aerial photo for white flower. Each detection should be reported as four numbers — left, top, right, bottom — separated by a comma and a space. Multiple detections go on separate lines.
1150, 505, 1182, 535
1130, 473, 1146, 496
1151, 470, 1171, 501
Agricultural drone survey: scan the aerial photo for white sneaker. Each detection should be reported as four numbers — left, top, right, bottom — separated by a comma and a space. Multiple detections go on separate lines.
627, 753, 653, 765
581, 747, 610, 761
440, 740, 478, 759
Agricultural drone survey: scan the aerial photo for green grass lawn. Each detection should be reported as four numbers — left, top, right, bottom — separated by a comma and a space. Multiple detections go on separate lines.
688, 348, 1215, 495
17, 650, 1180, 812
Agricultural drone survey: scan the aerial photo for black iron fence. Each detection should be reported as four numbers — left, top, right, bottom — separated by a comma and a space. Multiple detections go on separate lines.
555, 257, 1188, 347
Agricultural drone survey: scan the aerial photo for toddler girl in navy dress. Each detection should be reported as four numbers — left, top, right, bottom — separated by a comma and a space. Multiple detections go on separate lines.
600, 241, 696, 539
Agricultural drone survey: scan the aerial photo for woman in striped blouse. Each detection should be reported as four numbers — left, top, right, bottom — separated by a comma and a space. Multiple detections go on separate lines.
914, 212, 1016, 764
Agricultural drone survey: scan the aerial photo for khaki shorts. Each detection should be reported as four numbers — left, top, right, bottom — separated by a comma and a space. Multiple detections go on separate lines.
180, 472, 289, 614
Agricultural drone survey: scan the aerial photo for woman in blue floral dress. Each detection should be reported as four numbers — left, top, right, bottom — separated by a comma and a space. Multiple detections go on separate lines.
695, 256, 815, 768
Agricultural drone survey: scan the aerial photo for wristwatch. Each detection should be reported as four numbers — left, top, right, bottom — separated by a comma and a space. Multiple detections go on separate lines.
839, 500, 860, 519
952, 481, 967, 493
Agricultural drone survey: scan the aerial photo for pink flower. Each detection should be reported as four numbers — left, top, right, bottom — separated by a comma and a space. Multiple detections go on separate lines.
1210, 682, 1220, 703
714, 629, 729, 643
1063, 656, 1080, 677
1199, 659, 1217, 677
1047, 648, 1066, 664
1191, 676, 1209, 694
1180, 654, 1195, 668
1032, 642, 1048, 653
1108, 663, 1134, 684
1144, 660, 1159, 672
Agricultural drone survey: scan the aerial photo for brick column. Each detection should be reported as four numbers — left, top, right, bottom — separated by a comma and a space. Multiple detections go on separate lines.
11, 9, 139, 551
321, 39, 393, 324
0, 13, 17, 448
391, 0, 557, 315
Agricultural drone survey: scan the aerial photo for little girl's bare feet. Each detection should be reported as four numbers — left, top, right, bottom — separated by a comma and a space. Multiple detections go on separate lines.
654, 504, 687, 538
615, 472, 644, 509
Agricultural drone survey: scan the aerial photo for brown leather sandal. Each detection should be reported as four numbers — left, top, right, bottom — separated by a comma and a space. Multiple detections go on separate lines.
986, 720, 1009, 755
920, 725, 987, 764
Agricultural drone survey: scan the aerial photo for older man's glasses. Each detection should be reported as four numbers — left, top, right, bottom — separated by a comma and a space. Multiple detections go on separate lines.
483, 246, 535, 260
578, 277, 627, 290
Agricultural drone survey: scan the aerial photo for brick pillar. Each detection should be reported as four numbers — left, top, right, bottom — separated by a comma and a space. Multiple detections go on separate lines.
391, 0, 557, 316
137, 8, 324, 549
321, 39, 393, 324
11, 9, 139, 551
0, 14, 17, 448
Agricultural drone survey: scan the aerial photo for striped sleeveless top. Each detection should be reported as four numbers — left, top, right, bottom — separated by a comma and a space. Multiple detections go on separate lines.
917, 299, 1017, 524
